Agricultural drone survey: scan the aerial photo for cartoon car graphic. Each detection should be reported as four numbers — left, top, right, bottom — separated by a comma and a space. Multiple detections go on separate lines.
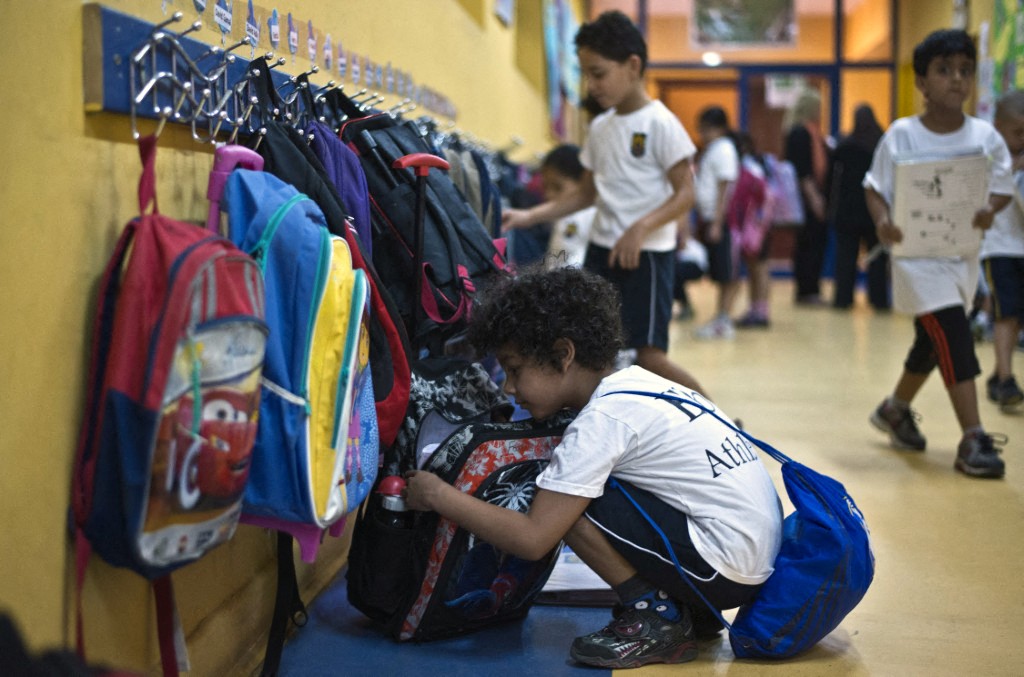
157, 387, 260, 511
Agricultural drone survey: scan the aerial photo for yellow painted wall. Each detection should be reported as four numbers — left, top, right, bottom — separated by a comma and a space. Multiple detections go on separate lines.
0, 0, 578, 673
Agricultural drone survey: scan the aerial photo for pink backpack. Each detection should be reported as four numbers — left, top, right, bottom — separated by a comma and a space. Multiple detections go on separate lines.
728, 163, 775, 258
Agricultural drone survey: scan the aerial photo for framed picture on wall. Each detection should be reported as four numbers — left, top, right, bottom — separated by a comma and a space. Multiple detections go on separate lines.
692, 0, 796, 47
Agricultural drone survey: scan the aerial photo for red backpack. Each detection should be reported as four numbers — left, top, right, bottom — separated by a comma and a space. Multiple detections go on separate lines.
71, 136, 268, 675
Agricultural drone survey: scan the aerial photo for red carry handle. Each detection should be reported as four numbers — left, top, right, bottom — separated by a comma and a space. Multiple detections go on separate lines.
392, 153, 451, 352
392, 152, 450, 177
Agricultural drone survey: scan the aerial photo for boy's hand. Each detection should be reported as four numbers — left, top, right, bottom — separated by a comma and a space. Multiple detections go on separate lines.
609, 224, 646, 269
972, 205, 996, 231
501, 208, 532, 233
876, 215, 903, 246
404, 470, 447, 511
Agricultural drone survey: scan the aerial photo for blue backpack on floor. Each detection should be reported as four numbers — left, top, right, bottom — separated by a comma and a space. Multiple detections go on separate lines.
605, 390, 875, 660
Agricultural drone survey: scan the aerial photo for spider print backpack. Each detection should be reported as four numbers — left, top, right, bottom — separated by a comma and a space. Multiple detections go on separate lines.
346, 412, 574, 641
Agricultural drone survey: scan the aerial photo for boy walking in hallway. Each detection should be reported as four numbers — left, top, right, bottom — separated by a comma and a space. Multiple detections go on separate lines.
864, 29, 1013, 478
981, 90, 1024, 412
502, 10, 707, 395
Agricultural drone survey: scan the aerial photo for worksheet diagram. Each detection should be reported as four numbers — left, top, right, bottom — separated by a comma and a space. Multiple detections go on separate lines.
891, 148, 989, 258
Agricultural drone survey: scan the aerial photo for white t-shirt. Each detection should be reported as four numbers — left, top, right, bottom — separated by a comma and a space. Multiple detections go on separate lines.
980, 172, 1024, 259
695, 136, 740, 221
536, 366, 783, 586
546, 206, 596, 269
581, 100, 697, 253
864, 115, 1014, 315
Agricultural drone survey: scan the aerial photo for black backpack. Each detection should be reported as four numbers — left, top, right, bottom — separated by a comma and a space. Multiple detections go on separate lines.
340, 114, 508, 352
346, 412, 573, 641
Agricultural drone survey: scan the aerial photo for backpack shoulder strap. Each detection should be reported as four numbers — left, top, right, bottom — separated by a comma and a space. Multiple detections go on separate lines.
600, 390, 791, 465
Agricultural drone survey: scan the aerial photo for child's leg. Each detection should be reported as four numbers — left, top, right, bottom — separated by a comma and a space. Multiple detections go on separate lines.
720, 279, 741, 318
870, 324, 934, 451
892, 369, 929, 404
948, 379, 981, 431
565, 493, 701, 668
564, 515, 638, 588
747, 231, 773, 319
993, 318, 1020, 380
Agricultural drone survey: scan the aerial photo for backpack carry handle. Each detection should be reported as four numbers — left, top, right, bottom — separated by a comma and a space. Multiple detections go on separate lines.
393, 153, 451, 353
206, 144, 265, 232
138, 134, 160, 215
392, 152, 450, 177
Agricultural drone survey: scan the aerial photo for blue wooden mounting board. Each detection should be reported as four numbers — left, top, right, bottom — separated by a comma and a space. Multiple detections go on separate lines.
82, 3, 291, 124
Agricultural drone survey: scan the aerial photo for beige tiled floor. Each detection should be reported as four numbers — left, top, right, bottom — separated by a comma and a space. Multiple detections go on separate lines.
634, 278, 1024, 676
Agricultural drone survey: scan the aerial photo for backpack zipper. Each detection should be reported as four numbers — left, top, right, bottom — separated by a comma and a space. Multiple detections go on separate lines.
248, 193, 311, 272
301, 227, 332, 416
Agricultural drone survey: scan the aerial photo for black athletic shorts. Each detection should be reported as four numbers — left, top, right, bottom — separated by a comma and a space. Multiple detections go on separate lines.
983, 256, 1024, 322
584, 245, 674, 352
905, 305, 980, 387
585, 478, 762, 611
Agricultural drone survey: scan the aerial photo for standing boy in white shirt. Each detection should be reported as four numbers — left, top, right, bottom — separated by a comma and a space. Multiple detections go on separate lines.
981, 90, 1024, 412
502, 11, 706, 396
692, 106, 741, 340
864, 28, 1013, 478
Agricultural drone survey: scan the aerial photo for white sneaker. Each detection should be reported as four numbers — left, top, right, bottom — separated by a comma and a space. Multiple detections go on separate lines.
694, 318, 735, 340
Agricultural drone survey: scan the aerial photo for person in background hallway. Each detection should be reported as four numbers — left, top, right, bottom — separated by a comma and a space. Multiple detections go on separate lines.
864, 28, 1012, 479
980, 89, 1024, 412
501, 10, 707, 396
537, 144, 596, 270
828, 104, 890, 310
732, 132, 776, 329
785, 89, 831, 305
692, 106, 741, 340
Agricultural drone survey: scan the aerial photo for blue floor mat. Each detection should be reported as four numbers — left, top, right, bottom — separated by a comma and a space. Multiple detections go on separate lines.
278, 571, 612, 676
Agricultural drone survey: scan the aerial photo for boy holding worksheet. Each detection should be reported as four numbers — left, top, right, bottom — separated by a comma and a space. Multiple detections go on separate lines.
863, 28, 1013, 478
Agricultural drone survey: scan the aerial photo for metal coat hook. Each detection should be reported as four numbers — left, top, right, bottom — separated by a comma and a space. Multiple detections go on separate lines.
154, 81, 193, 137
252, 127, 267, 151
176, 20, 203, 40
151, 11, 184, 35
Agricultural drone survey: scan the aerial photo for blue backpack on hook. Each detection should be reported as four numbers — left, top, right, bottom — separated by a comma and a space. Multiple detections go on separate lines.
605, 390, 875, 660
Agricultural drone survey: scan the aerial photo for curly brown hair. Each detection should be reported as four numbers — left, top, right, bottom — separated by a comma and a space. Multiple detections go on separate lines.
467, 266, 624, 371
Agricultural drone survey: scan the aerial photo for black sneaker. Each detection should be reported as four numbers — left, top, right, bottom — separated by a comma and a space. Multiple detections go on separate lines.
870, 400, 927, 451
735, 313, 770, 329
988, 374, 1024, 411
570, 606, 698, 668
955, 432, 1007, 479
610, 602, 723, 641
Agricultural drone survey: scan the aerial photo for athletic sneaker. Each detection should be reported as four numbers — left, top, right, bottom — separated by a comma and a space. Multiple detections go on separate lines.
694, 317, 735, 340
954, 432, 1006, 479
569, 607, 698, 668
610, 602, 724, 641
735, 312, 770, 329
986, 374, 1024, 411
870, 400, 927, 451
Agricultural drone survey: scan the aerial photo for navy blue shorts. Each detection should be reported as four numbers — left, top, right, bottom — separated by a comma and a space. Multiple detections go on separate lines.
905, 305, 980, 387
698, 220, 737, 284
983, 256, 1024, 322
584, 245, 674, 351
585, 479, 762, 611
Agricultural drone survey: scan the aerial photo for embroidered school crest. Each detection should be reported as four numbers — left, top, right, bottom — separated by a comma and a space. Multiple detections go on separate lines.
631, 132, 647, 158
